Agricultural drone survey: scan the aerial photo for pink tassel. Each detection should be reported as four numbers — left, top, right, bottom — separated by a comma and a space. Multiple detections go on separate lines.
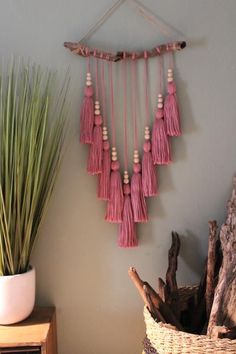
105, 160, 124, 223
80, 85, 94, 144
98, 140, 111, 200
152, 108, 171, 165
87, 115, 103, 175
164, 81, 181, 136
142, 140, 158, 197
131, 163, 148, 223
118, 184, 138, 248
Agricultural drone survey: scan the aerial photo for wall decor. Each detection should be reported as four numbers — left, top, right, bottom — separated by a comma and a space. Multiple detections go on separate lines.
64, 0, 186, 247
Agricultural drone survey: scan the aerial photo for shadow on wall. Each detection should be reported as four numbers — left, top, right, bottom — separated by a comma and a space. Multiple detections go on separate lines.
179, 230, 205, 278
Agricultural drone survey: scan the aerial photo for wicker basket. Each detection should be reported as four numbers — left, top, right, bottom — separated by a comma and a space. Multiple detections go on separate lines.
143, 286, 236, 354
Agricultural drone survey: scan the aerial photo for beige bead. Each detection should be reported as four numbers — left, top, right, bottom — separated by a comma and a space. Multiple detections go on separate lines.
95, 100, 99, 104
103, 133, 108, 137
158, 98, 163, 103
124, 179, 129, 184
124, 170, 128, 175
103, 126, 107, 131
112, 156, 118, 161
95, 105, 100, 109
103, 136, 108, 141
167, 78, 173, 83
158, 103, 163, 109
158, 93, 163, 98
112, 147, 116, 151
95, 110, 100, 115
168, 68, 173, 73
145, 134, 150, 139
134, 158, 139, 163
134, 149, 138, 153
112, 151, 117, 156
86, 81, 92, 86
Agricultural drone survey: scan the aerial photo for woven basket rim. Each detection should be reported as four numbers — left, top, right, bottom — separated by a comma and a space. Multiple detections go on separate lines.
144, 305, 236, 344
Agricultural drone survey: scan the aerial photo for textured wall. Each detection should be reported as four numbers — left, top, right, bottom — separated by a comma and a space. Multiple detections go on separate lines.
0, 1, 236, 353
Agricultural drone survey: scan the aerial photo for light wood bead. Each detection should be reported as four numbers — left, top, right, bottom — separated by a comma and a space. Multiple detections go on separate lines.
124, 179, 129, 184
124, 170, 128, 175
95, 100, 99, 104
103, 133, 108, 138
168, 69, 173, 73
134, 153, 139, 157
167, 78, 173, 82
158, 99, 163, 104
103, 126, 107, 131
86, 81, 92, 86
145, 134, 150, 140
158, 103, 163, 109
95, 110, 100, 115
95, 104, 100, 109
103, 136, 108, 141
87, 72, 91, 76
112, 147, 116, 151
112, 156, 118, 161
134, 158, 139, 163
112, 152, 117, 156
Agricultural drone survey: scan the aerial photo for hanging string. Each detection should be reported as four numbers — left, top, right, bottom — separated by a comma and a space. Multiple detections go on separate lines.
144, 51, 150, 127
95, 55, 99, 101
158, 55, 164, 94
122, 54, 128, 171
101, 60, 107, 126
109, 61, 116, 148
131, 54, 138, 151
86, 48, 91, 73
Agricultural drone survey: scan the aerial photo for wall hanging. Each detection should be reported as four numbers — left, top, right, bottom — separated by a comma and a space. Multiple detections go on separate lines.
64, 0, 187, 247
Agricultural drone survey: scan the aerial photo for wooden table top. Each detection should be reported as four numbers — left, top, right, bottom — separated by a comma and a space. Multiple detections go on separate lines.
0, 307, 55, 348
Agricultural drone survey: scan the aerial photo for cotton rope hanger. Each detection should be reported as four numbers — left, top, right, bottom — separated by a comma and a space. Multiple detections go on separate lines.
64, 0, 187, 247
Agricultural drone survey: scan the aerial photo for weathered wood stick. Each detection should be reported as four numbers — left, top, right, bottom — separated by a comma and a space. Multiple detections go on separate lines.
157, 277, 167, 303
64, 41, 186, 62
166, 231, 180, 294
143, 285, 166, 323
128, 267, 184, 330
206, 220, 218, 319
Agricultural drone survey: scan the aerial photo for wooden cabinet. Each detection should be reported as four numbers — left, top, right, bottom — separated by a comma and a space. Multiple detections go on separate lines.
0, 307, 57, 354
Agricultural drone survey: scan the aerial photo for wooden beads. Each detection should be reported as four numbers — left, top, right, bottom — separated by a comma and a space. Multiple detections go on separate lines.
157, 93, 163, 109
102, 126, 108, 141
167, 68, 173, 83
144, 126, 150, 140
94, 100, 100, 115
86, 72, 92, 86
133, 149, 140, 164
111, 146, 118, 161
123, 170, 129, 184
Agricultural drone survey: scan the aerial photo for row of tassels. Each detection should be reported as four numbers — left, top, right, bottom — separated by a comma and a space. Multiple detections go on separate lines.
80, 68, 180, 247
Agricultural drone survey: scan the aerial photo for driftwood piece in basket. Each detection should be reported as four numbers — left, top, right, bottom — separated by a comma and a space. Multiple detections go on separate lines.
157, 277, 167, 303
208, 178, 236, 336
206, 220, 218, 319
165, 231, 181, 319
128, 267, 184, 330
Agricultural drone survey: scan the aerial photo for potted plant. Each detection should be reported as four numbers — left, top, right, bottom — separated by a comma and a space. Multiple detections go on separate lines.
0, 61, 68, 324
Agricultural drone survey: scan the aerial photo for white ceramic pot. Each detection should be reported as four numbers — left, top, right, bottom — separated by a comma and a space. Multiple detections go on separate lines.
0, 267, 35, 324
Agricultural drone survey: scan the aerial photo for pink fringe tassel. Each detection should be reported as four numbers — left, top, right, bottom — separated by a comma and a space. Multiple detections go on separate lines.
142, 140, 158, 197
118, 184, 138, 248
105, 161, 124, 223
80, 86, 94, 144
98, 141, 111, 200
87, 115, 103, 175
152, 108, 171, 165
131, 164, 148, 223
164, 81, 181, 136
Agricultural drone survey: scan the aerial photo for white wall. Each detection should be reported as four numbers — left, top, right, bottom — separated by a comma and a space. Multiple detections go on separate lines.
1, 1, 236, 353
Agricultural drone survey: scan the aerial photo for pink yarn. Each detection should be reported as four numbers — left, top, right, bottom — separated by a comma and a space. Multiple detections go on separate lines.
80, 85, 94, 144
87, 115, 103, 175
131, 164, 148, 223
164, 81, 181, 136
105, 161, 124, 223
98, 141, 111, 200
152, 108, 171, 165
118, 184, 138, 248
142, 141, 158, 197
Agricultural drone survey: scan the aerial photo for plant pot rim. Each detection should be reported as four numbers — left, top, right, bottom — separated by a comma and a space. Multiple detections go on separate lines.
0, 266, 35, 278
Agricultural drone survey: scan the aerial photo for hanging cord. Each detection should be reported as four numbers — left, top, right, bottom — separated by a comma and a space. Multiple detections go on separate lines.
95, 55, 99, 101
122, 54, 128, 171
101, 60, 107, 126
109, 61, 116, 148
144, 51, 150, 127
158, 55, 164, 94
131, 53, 138, 152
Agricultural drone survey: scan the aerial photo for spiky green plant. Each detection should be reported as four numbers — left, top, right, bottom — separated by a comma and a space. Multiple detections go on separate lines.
0, 61, 68, 276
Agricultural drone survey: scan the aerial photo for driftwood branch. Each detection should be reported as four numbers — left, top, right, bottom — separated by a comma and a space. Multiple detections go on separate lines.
64, 41, 186, 62
206, 220, 218, 319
